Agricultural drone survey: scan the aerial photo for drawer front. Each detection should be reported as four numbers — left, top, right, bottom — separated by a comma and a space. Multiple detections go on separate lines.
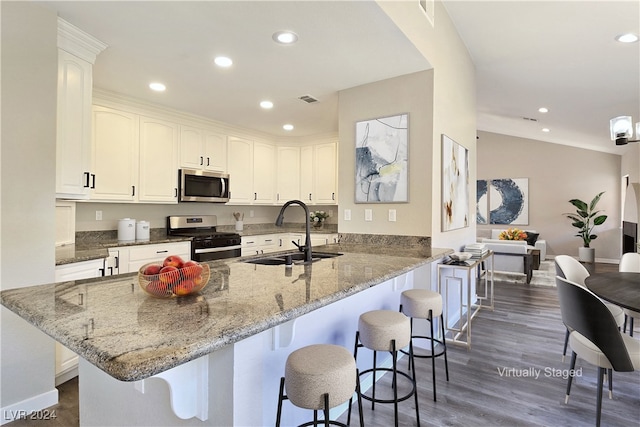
128, 242, 191, 262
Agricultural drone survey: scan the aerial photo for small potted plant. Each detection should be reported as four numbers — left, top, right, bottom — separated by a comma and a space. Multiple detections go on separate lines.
565, 191, 607, 262
309, 210, 330, 229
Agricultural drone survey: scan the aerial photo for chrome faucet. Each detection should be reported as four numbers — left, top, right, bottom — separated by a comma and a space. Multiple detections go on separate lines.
275, 200, 313, 263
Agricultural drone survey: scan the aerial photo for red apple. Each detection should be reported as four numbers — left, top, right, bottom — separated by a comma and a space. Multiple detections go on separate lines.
163, 255, 184, 268
181, 261, 203, 278
174, 279, 195, 296
145, 280, 169, 297
159, 265, 180, 284
142, 263, 163, 276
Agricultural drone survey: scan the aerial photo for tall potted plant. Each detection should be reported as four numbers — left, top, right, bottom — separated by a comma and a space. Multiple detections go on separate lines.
565, 191, 607, 262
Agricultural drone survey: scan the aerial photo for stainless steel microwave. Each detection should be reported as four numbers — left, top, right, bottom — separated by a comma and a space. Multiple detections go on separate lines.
178, 169, 230, 203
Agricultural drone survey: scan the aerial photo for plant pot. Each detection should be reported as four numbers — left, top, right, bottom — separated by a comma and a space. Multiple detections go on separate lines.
578, 247, 595, 263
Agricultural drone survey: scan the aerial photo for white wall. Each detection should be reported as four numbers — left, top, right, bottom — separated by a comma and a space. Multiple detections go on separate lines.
477, 130, 622, 261
1, 1, 59, 418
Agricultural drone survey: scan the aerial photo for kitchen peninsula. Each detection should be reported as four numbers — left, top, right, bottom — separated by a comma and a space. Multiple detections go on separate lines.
1, 237, 450, 426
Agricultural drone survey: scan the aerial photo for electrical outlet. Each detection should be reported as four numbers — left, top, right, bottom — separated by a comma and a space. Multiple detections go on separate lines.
388, 209, 396, 222
96, 210, 103, 221
344, 209, 351, 221
328, 210, 333, 217
249, 210, 254, 218
365, 209, 373, 221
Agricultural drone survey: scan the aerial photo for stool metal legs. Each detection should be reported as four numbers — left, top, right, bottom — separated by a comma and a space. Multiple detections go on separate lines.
400, 305, 450, 402
349, 331, 420, 427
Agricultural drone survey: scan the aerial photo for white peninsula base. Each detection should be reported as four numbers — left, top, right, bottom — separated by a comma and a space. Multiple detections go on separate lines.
78, 266, 430, 426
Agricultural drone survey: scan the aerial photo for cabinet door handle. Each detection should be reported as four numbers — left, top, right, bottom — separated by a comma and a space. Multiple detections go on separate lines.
91, 174, 96, 189
309, 193, 312, 200
175, 188, 178, 198
332, 192, 335, 200
132, 185, 135, 196
254, 192, 257, 200
200, 156, 204, 166
206, 157, 210, 166
84, 172, 90, 188
156, 250, 169, 254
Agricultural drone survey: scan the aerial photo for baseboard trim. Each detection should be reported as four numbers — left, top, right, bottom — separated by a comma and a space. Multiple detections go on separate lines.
0, 389, 59, 426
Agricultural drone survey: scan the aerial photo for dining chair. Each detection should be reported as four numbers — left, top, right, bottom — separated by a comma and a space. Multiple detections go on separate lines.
554, 255, 625, 360
555, 276, 639, 427
619, 252, 640, 336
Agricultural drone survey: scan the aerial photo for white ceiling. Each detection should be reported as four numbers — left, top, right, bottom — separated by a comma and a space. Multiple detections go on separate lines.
38, 1, 639, 155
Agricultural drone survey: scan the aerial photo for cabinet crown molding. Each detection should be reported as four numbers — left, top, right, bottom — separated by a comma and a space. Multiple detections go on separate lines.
58, 17, 108, 64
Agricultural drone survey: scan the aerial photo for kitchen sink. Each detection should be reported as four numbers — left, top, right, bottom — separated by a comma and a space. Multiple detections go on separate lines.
245, 252, 342, 266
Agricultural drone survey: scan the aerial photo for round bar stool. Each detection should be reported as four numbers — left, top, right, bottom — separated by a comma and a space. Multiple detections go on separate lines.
276, 344, 364, 427
399, 289, 449, 402
348, 310, 420, 427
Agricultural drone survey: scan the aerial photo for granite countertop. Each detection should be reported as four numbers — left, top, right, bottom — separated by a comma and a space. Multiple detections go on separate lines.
3, 243, 452, 382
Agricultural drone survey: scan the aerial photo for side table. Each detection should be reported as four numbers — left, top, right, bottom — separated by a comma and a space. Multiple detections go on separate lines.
437, 251, 494, 349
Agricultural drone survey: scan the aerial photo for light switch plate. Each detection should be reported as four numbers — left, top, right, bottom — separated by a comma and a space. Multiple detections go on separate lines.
365, 209, 373, 221
388, 209, 396, 222
344, 209, 351, 221
96, 210, 103, 221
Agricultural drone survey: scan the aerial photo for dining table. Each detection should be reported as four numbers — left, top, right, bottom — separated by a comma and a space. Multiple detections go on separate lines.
584, 272, 640, 312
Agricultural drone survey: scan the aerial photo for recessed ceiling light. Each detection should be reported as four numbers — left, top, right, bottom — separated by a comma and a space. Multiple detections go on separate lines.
272, 31, 298, 45
214, 56, 233, 67
542, 128, 550, 133
260, 101, 274, 109
616, 33, 639, 43
149, 82, 166, 92
283, 124, 294, 131
538, 107, 549, 113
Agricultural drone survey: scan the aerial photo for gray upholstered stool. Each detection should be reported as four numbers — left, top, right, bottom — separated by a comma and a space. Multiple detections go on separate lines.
349, 310, 420, 427
400, 289, 449, 402
276, 344, 364, 427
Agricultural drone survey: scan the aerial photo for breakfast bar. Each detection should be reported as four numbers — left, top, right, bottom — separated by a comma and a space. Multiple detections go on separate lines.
1, 241, 450, 426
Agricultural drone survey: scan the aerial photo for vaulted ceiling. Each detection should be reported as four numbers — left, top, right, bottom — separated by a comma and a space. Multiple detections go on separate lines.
39, 1, 639, 155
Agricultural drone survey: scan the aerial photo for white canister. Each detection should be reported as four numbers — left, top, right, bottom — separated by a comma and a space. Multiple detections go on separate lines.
117, 218, 136, 242
136, 220, 150, 241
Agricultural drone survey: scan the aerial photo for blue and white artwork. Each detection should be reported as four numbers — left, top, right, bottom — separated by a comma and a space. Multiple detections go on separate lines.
489, 178, 529, 225
355, 113, 408, 203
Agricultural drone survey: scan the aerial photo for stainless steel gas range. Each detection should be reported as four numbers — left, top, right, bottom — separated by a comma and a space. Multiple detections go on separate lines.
167, 215, 241, 261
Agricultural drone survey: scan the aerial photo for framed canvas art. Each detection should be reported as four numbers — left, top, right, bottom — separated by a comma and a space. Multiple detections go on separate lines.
442, 135, 469, 231
355, 113, 408, 203
489, 178, 529, 225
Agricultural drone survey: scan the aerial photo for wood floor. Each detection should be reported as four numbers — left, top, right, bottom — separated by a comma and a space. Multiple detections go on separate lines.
6, 263, 639, 427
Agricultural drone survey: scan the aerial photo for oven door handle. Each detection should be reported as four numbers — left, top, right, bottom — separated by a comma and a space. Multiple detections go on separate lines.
194, 245, 242, 254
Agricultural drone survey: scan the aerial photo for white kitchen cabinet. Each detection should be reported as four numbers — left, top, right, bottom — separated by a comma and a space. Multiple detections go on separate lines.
56, 50, 93, 199
253, 142, 277, 204
55, 258, 105, 282
299, 142, 338, 205
91, 106, 139, 201
120, 241, 191, 273
227, 137, 254, 204
180, 125, 227, 172
310, 233, 339, 247
55, 20, 106, 199
54, 257, 104, 385
281, 233, 304, 251
138, 116, 179, 203
276, 146, 301, 203
313, 142, 338, 204
241, 234, 281, 256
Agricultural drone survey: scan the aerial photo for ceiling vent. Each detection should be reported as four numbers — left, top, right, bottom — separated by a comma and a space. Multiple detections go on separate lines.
522, 117, 538, 122
299, 94, 319, 104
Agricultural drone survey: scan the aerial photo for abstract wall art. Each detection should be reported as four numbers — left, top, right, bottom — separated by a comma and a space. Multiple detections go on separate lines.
355, 113, 408, 203
442, 135, 469, 231
476, 179, 489, 224
476, 178, 529, 225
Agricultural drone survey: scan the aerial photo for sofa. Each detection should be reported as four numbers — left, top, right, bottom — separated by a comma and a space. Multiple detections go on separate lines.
477, 229, 547, 284
488, 229, 546, 260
